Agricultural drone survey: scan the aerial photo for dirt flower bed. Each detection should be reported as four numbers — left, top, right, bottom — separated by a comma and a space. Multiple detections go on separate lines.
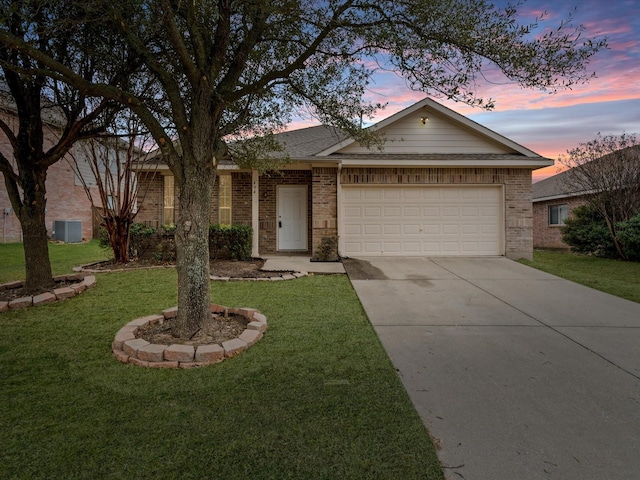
137, 312, 249, 346
0, 274, 94, 305
83, 258, 292, 278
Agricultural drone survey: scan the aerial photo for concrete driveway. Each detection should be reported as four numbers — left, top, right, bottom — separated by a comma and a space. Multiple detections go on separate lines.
343, 256, 640, 480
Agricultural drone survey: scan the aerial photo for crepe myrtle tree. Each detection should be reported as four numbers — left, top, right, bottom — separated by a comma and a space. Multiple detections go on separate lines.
69, 112, 159, 264
0, 0, 606, 337
558, 133, 640, 260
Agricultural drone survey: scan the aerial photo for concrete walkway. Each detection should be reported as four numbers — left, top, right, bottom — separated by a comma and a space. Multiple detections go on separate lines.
262, 256, 345, 274
344, 256, 640, 480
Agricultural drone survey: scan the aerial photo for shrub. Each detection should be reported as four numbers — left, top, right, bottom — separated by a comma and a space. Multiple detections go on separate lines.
98, 222, 158, 259
561, 205, 616, 257
618, 214, 640, 261
209, 224, 252, 260
312, 235, 339, 262
129, 223, 157, 258
154, 235, 176, 261
160, 223, 176, 235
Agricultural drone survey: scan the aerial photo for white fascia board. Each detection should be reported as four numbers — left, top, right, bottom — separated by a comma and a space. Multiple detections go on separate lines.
339, 158, 554, 168
133, 163, 171, 172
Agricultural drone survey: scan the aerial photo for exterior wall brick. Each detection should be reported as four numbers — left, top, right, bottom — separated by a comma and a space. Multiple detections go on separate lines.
312, 167, 338, 254
0, 111, 96, 242
340, 167, 535, 260
533, 195, 587, 249
134, 165, 536, 259
135, 173, 165, 229
231, 172, 252, 226
137, 172, 251, 229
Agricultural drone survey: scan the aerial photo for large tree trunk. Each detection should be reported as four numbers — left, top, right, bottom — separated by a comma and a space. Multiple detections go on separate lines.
16, 169, 55, 293
173, 163, 215, 338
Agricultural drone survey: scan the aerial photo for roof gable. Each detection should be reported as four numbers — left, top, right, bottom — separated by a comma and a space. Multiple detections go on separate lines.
316, 98, 541, 158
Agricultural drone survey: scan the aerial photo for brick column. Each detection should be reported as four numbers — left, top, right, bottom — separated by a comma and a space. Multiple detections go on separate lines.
311, 167, 338, 254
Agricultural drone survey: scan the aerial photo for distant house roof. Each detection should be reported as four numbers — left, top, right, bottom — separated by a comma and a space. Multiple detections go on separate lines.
532, 171, 580, 202
533, 145, 640, 202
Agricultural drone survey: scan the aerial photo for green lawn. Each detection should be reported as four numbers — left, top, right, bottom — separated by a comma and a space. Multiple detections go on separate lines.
0, 241, 110, 283
520, 250, 640, 304
0, 242, 442, 479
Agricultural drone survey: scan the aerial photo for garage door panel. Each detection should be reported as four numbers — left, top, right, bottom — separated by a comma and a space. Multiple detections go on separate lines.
442, 206, 459, 217
384, 224, 402, 235
403, 224, 420, 234
385, 206, 402, 217
364, 224, 381, 235
403, 206, 421, 217
342, 186, 502, 256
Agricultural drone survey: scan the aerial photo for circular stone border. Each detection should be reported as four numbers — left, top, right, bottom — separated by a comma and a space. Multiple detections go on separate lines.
0, 273, 97, 312
112, 304, 267, 368
210, 271, 308, 281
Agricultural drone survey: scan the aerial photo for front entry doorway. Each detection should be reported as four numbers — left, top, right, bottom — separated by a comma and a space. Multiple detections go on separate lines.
277, 185, 308, 251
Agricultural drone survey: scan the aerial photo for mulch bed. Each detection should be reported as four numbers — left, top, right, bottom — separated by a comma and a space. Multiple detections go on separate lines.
137, 312, 249, 346
86, 258, 287, 278
0, 278, 81, 303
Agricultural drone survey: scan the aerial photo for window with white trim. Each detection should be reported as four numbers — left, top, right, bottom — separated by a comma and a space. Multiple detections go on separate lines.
549, 204, 568, 225
218, 175, 232, 225
163, 175, 175, 224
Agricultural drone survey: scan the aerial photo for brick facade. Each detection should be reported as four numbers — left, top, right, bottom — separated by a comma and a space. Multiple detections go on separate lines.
533, 195, 587, 249
341, 167, 534, 260
136, 172, 230, 228
311, 167, 338, 254
231, 172, 252, 226
0, 111, 96, 243
134, 166, 535, 259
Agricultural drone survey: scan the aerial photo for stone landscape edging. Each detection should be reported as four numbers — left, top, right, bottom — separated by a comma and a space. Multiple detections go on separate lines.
210, 271, 308, 281
0, 273, 97, 312
112, 304, 267, 368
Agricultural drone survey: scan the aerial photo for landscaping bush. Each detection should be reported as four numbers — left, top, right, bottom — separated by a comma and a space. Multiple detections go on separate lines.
209, 224, 252, 260
99, 222, 158, 260
562, 206, 640, 261
312, 235, 339, 262
618, 213, 640, 261
561, 205, 616, 257
129, 223, 158, 258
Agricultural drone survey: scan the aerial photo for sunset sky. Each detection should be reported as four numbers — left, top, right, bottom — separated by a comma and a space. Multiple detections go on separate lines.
296, 0, 640, 182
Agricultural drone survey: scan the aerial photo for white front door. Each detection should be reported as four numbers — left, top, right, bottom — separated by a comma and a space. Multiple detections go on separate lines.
278, 186, 308, 250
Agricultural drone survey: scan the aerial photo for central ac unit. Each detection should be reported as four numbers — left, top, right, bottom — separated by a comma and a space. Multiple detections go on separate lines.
53, 220, 82, 243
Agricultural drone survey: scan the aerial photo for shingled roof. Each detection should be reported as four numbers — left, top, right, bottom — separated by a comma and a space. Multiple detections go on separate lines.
273, 125, 347, 158
532, 171, 577, 201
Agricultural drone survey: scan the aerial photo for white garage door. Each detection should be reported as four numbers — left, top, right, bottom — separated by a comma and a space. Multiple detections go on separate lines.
342, 186, 502, 256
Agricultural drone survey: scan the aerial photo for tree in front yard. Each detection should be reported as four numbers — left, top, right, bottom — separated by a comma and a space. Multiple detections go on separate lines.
1, 0, 606, 336
0, 0, 134, 293
69, 113, 158, 264
559, 133, 640, 260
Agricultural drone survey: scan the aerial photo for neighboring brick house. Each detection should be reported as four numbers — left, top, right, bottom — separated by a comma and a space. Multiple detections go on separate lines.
0, 107, 99, 243
532, 172, 589, 249
136, 98, 552, 260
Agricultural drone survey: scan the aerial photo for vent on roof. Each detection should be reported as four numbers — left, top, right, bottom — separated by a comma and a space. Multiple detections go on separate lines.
53, 220, 82, 243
